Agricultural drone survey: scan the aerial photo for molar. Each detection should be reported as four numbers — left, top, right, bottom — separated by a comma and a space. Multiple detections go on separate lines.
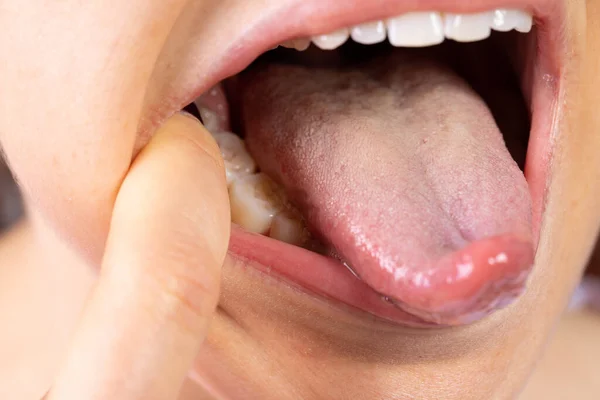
211, 131, 257, 186
197, 107, 221, 133
269, 210, 309, 246
229, 173, 284, 235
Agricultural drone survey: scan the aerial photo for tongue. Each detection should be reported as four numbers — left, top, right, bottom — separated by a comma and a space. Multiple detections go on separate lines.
234, 51, 533, 325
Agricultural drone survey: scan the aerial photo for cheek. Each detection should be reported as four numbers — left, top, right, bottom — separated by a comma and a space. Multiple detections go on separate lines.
0, 1, 188, 264
0, 50, 147, 264
4, 123, 133, 264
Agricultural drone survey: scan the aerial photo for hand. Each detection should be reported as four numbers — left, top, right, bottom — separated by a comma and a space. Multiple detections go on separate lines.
45, 114, 230, 400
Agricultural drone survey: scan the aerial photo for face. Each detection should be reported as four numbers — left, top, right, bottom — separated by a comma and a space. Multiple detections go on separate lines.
1, 0, 599, 398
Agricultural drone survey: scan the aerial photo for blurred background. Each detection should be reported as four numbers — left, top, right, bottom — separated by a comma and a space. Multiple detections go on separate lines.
0, 161, 22, 231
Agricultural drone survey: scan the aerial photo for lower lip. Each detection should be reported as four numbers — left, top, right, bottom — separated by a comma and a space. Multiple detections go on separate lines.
229, 225, 440, 327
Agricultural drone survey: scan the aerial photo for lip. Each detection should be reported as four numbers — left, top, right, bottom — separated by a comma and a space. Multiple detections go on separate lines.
158, 0, 567, 326
229, 226, 441, 326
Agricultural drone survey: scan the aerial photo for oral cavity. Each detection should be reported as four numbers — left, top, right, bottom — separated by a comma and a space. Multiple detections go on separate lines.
192, 11, 535, 325
279, 9, 532, 50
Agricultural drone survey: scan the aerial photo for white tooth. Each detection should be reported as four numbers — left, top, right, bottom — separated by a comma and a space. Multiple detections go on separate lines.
351, 21, 387, 45
229, 173, 283, 234
514, 10, 533, 33
387, 12, 444, 47
212, 132, 257, 186
491, 10, 532, 33
281, 38, 311, 51
491, 9, 516, 32
444, 13, 492, 42
196, 107, 221, 133
294, 38, 311, 51
269, 210, 308, 246
312, 28, 350, 50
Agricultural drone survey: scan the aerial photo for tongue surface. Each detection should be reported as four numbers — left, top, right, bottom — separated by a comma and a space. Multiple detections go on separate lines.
234, 52, 533, 325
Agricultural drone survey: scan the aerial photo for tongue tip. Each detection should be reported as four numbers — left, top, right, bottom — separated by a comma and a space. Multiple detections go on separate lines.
383, 234, 535, 326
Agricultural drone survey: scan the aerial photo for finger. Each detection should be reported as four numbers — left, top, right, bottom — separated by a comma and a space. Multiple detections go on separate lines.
47, 113, 230, 400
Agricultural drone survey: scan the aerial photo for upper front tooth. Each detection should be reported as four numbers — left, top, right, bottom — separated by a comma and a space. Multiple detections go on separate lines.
351, 21, 387, 45
312, 28, 350, 50
387, 12, 444, 47
444, 12, 492, 42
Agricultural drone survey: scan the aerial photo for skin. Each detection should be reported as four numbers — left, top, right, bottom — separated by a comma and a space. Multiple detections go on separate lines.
0, 0, 599, 399
0, 114, 230, 399
520, 309, 600, 399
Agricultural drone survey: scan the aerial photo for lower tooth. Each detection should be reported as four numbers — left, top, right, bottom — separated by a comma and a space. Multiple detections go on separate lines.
212, 133, 311, 245
194, 85, 230, 132
212, 132, 257, 186
269, 210, 308, 246
198, 107, 221, 133
229, 173, 284, 235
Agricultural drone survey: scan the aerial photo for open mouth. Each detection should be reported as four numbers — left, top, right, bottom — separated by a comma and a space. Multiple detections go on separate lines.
172, 1, 564, 327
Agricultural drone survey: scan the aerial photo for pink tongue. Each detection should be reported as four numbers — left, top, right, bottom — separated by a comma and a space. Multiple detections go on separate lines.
234, 53, 533, 325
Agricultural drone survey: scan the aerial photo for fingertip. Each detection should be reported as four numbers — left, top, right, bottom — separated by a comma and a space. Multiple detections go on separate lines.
159, 112, 224, 170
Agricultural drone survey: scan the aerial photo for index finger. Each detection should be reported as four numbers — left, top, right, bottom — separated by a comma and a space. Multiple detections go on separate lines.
47, 114, 230, 400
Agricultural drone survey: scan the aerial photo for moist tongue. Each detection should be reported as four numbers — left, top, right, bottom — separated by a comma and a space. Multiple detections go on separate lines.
233, 51, 533, 325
